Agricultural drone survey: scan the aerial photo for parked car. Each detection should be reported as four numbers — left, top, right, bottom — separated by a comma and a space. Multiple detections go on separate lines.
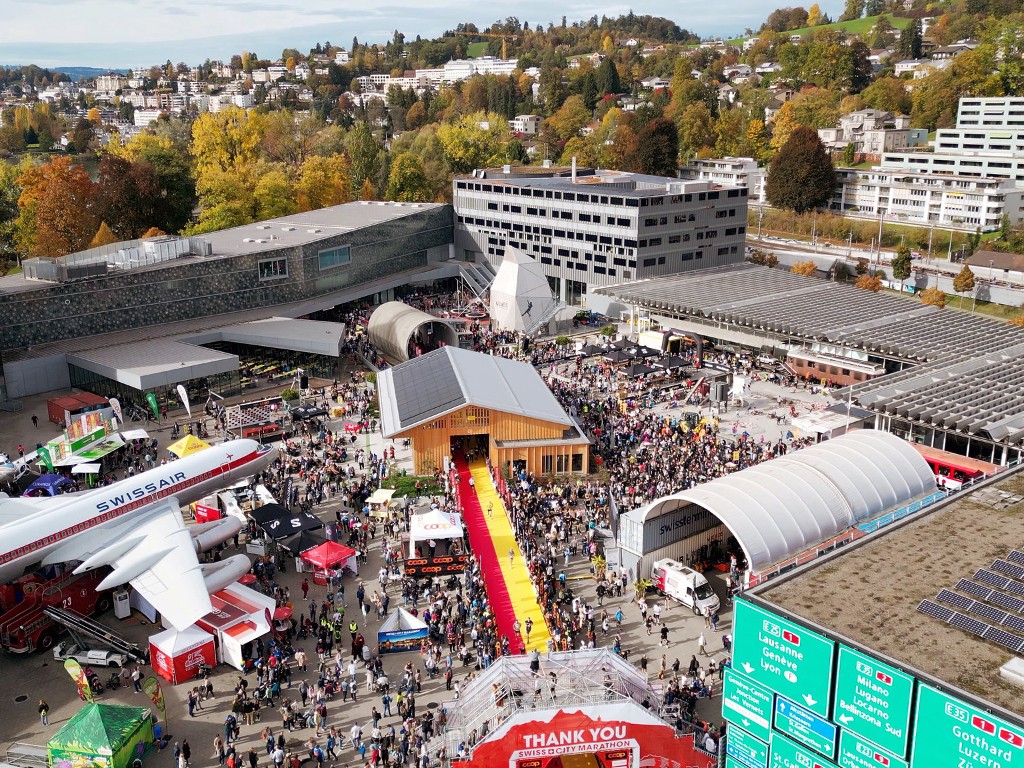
53, 641, 128, 668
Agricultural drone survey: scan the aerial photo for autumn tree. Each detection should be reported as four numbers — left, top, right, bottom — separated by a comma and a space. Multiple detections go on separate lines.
297, 155, 352, 211
436, 111, 510, 173
920, 286, 946, 309
190, 107, 266, 176
855, 273, 883, 291
385, 152, 431, 202
358, 177, 377, 201
630, 118, 680, 176
546, 95, 592, 142
765, 126, 835, 214
15, 156, 98, 258
89, 221, 118, 248
791, 260, 818, 276
677, 102, 716, 159
952, 264, 976, 299
749, 249, 779, 268
252, 166, 298, 220
838, 0, 863, 21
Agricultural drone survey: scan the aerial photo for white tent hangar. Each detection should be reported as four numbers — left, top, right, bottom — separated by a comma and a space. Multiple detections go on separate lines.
621, 431, 936, 579
489, 247, 558, 332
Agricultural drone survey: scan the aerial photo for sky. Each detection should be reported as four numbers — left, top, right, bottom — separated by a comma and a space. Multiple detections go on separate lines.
0, 1, 846, 70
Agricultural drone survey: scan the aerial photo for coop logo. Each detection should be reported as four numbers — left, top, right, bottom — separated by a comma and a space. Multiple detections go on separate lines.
185, 650, 206, 670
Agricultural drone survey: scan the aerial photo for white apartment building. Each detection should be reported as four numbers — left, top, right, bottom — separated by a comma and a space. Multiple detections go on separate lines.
95, 74, 127, 95
879, 97, 1024, 183
680, 157, 766, 204
133, 108, 164, 126
830, 168, 1024, 231
509, 115, 541, 135
454, 168, 748, 303
817, 109, 928, 156
335, 49, 350, 64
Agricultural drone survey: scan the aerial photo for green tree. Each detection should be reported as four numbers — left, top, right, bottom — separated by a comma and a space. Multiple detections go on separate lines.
838, 0, 863, 20
253, 167, 298, 220
765, 126, 835, 214
436, 111, 510, 173
891, 244, 912, 290
630, 118, 680, 176
900, 19, 923, 59
385, 152, 432, 201
596, 57, 622, 94
678, 102, 716, 159
843, 142, 856, 166
345, 122, 384, 195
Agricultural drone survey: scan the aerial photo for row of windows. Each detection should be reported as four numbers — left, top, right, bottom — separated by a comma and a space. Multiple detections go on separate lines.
318, 245, 351, 271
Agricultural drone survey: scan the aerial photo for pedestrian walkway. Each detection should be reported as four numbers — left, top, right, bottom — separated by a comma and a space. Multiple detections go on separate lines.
452, 455, 551, 652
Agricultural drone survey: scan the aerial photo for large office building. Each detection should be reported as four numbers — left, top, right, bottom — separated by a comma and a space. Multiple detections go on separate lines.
453, 166, 749, 306
0, 202, 454, 400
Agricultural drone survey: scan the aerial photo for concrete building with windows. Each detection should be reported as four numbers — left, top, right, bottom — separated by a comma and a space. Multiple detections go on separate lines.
817, 109, 928, 157
0, 202, 454, 399
453, 166, 748, 307
829, 167, 1024, 230
679, 156, 766, 204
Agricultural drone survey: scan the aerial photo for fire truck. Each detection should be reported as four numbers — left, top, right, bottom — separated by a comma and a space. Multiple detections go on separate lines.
0, 569, 111, 653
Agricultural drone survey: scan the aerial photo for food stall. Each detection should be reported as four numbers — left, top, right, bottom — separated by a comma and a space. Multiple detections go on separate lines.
300, 541, 358, 585
149, 625, 217, 684
195, 582, 275, 671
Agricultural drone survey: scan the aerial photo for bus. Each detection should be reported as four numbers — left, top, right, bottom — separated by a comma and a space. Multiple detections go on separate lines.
911, 444, 1004, 490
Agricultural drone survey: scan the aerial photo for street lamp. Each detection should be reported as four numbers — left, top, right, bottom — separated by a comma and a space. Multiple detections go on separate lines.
757, 207, 765, 241
990, 258, 996, 282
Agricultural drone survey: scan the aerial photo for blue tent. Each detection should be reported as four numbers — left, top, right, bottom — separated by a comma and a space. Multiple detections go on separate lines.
24, 473, 76, 497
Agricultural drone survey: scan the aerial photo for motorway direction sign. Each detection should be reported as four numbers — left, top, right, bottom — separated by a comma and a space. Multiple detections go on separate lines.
723, 668, 774, 742
911, 684, 1024, 768
834, 646, 914, 757
838, 729, 908, 768
775, 696, 838, 758
726, 725, 769, 768
733, 598, 836, 718
771, 732, 840, 768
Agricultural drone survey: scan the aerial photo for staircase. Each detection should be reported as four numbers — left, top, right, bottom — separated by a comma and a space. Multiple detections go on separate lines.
525, 301, 565, 336
458, 261, 498, 299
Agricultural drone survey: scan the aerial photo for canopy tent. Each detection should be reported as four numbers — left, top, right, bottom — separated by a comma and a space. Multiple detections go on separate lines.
622, 363, 655, 377
579, 343, 605, 356
24, 473, 77, 497
47, 703, 154, 768
301, 541, 358, 583
290, 406, 328, 421
378, 607, 428, 654
280, 529, 327, 555
655, 355, 689, 370
119, 429, 150, 441
610, 338, 640, 350
603, 350, 632, 363
366, 488, 396, 506
167, 434, 210, 458
53, 434, 126, 467
149, 625, 216, 685
408, 508, 464, 558
634, 346, 661, 358
250, 503, 324, 540
71, 463, 102, 475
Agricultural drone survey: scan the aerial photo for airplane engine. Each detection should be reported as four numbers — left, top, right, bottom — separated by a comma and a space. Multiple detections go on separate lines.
190, 517, 243, 553
201, 555, 252, 593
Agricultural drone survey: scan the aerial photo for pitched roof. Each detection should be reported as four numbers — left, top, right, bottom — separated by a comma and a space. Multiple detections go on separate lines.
377, 346, 575, 436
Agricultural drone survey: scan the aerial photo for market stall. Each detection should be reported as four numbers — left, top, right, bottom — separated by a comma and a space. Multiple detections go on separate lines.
366, 488, 397, 518
250, 503, 323, 540
300, 540, 358, 585
149, 625, 216, 684
405, 507, 469, 575
23, 473, 77, 497
378, 607, 428, 653
195, 582, 275, 671
47, 703, 153, 768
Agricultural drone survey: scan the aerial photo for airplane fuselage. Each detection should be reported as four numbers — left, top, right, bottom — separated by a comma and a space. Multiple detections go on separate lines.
0, 439, 276, 585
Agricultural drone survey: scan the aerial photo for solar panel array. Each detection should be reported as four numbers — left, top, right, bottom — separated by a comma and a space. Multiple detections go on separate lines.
389, 351, 466, 429
918, 553, 1024, 655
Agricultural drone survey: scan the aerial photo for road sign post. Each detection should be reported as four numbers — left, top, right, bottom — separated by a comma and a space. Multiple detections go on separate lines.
910, 684, 1024, 768
733, 598, 837, 718
834, 646, 914, 757
723, 668, 774, 742
774, 696, 838, 758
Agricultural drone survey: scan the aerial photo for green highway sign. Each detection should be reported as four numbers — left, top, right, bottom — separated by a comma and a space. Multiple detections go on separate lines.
733, 599, 836, 718
771, 732, 839, 768
911, 684, 1024, 768
774, 696, 838, 758
839, 729, 908, 768
729, 758, 753, 768
723, 668, 774, 741
726, 725, 769, 768
834, 646, 914, 757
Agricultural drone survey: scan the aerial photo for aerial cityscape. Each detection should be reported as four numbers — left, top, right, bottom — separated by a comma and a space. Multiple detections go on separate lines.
2, 1, 1024, 768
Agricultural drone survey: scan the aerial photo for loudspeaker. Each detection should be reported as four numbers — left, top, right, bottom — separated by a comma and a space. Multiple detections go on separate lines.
300, 375, 309, 389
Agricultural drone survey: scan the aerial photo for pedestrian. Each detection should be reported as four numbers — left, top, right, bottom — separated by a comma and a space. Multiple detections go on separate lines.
301, 578, 310, 600
38, 699, 49, 726
181, 740, 192, 768
247, 748, 258, 768
132, 667, 142, 692
31, 414, 38, 428
703, 607, 712, 629
525, 617, 533, 641
698, 632, 708, 655
659, 624, 669, 646
711, 610, 720, 632
508, 548, 514, 566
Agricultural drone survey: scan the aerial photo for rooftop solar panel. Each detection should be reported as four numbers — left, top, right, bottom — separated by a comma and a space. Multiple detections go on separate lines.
937, 589, 973, 611
993, 559, 1024, 581
983, 626, 1024, 653
957, 579, 992, 600
917, 599, 954, 623
949, 613, 988, 636
1009, 550, 1024, 566
986, 590, 1024, 613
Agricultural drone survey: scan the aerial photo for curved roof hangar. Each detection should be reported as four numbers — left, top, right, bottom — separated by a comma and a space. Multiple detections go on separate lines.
630, 430, 935, 572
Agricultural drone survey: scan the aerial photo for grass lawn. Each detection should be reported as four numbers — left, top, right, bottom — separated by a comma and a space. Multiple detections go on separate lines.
466, 42, 489, 58
728, 14, 911, 45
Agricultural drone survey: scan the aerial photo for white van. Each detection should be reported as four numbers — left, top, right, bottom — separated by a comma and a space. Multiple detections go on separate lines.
651, 558, 721, 615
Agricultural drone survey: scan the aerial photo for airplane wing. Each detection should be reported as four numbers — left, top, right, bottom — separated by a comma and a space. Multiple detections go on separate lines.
61, 500, 214, 630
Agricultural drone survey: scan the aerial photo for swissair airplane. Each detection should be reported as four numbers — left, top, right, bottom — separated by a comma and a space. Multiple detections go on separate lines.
0, 439, 276, 630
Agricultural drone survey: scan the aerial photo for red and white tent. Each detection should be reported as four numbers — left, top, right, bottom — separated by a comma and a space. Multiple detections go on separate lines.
149, 625, 216, 685
301, 541, 357, 584
196, 582, 275, 671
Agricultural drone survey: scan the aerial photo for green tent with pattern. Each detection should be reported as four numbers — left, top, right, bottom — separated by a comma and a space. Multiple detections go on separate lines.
48, 703, 154, 768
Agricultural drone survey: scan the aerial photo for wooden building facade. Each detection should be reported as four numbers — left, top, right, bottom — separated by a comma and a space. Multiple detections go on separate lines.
377, 347, 590, 478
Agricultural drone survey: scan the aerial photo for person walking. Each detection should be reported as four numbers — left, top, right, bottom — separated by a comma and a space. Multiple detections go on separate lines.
698, 632, 708, 655
31, 414, 38, 428
38, 700, 49, 725
508, 548, 514, 567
